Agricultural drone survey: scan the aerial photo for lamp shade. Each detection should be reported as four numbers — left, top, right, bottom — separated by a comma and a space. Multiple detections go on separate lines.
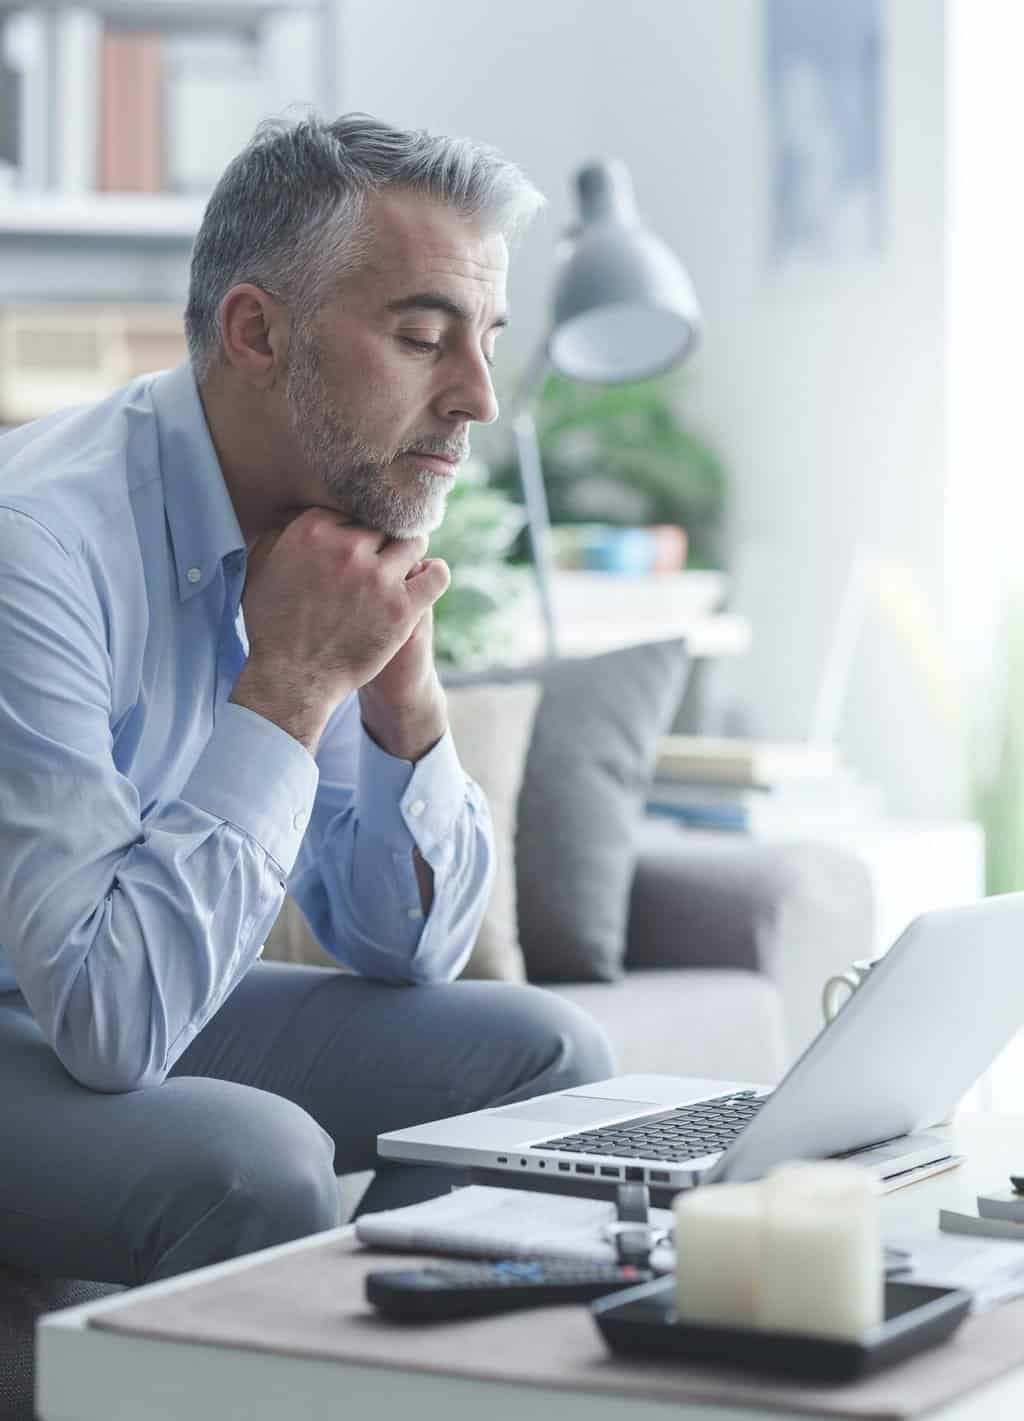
548, 159, 702, 384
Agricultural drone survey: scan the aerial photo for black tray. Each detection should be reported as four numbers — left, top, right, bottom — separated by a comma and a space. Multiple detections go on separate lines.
592, 1278, 972, 1382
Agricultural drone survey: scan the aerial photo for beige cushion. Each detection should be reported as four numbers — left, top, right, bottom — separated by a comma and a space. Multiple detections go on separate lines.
262, 679, 541, 981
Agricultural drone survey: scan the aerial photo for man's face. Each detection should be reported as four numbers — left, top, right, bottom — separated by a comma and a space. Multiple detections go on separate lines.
284, 188, 508, 538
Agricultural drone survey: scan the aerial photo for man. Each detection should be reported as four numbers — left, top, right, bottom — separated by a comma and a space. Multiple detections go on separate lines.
0, 115, 612, 1287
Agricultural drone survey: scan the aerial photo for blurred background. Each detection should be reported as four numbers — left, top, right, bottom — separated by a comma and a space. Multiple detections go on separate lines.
2, 0, 1024, 1094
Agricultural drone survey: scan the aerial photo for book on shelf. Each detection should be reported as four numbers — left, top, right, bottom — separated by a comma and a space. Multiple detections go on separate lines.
3, 8, 47, 190
99, 28, 163, 193
654, 734, 840, 788
163, 31, 264, 195
54, 7, 101, 192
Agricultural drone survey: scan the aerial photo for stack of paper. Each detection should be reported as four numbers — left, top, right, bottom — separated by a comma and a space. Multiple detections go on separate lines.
891, 1232, 1024, 1311
355, 1185, 675, 1273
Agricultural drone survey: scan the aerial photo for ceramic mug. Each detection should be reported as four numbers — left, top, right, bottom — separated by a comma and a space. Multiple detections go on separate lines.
821, 958, 876, 1024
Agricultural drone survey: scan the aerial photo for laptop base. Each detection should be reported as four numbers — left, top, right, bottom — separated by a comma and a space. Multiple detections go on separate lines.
467, 1166, 684, 1210
467, 1139, 963, 1206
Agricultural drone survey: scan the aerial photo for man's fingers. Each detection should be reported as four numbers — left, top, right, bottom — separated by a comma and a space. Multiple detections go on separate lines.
379, 533, 430, 576
405, 557, 451, 612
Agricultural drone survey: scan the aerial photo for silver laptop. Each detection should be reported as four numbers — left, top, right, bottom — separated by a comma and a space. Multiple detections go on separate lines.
379, 893, 1024, 1189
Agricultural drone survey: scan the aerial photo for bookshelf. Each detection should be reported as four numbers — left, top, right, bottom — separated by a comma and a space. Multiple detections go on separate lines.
0, 0, 333, 262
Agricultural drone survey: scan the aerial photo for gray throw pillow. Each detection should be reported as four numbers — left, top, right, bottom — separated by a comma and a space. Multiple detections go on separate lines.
447, 639, 688, 982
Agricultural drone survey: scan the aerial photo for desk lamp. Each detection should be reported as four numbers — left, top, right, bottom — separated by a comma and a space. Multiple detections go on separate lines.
511, 158, 703, 657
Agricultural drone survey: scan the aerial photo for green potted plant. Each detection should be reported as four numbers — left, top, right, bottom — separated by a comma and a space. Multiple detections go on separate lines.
489, 369, 727, 569
429, 460, 532, 668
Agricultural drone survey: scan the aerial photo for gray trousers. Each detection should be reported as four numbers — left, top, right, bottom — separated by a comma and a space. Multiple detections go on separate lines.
0, 963, 613, 1286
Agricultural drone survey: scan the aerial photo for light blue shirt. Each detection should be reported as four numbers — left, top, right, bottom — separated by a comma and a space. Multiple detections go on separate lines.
0, 363, 494, 1092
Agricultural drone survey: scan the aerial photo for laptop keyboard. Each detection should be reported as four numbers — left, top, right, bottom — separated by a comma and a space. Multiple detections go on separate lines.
536, 1090, 767, 1163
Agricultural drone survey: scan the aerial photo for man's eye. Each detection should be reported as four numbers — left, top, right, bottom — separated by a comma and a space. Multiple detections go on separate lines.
401, 337, 441, 354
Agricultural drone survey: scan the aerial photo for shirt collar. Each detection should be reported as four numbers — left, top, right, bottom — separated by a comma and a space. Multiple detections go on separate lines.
150, 363, 246, 603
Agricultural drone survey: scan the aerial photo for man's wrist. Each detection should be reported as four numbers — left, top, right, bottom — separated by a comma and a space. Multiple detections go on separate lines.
359, 682, 448, 763
230, 660, 337, 756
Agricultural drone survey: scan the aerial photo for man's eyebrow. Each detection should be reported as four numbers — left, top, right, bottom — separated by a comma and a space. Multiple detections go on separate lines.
385, 291, 509, 331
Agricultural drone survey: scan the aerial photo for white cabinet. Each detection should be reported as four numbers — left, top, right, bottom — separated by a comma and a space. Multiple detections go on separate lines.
519, 570, 752, 663
818, 818, 986, 956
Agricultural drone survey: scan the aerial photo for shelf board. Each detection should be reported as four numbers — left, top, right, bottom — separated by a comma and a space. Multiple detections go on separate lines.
0, 193, 207, 241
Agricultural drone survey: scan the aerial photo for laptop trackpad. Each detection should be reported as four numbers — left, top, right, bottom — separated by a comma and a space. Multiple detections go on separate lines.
490, 1096, 659, 1126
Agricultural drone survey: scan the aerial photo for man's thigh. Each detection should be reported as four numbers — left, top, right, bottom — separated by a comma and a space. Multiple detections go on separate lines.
169, 962, 613, 1174
0, 992, 336, 1284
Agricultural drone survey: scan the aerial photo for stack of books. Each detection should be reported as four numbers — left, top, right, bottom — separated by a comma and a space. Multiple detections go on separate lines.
647, 735, 883, 836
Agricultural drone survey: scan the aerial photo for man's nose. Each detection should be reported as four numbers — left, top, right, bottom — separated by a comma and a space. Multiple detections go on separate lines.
440, 352, 500, 426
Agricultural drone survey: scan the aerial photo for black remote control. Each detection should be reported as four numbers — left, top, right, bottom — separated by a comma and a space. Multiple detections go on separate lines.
365, 1257, 654, 1321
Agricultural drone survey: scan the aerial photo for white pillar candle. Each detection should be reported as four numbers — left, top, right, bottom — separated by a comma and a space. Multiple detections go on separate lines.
673, 1182, 764, 1326
755, 1161, 884, 1340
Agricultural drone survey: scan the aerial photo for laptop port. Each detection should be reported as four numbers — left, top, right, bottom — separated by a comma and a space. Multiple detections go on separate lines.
625, 1167, 644, 1182
496, 1156, 508, 1164
558, 1162, 571, 1172
538, 1160, 546, 1168
650, 1170, 670, 1183
520, 1158, 527, 1166
575, 1164, 595, 1175
599, 1166, 619, 1177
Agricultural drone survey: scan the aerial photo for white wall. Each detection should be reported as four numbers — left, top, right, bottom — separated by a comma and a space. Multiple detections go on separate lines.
337, 0, 600, 372
336, 0, 970, 819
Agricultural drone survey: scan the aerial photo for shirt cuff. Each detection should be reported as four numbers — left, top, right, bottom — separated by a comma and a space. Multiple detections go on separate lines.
180, 701, 319, 876
356, 725, 468, 855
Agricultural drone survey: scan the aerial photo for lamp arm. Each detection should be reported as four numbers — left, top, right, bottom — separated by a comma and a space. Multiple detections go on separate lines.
507, 339, 560, 660
513, 405, 559, 660
509, 337, 553, 416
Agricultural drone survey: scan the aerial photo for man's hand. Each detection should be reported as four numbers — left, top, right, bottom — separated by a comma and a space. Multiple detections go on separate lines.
229, 509, 450, 756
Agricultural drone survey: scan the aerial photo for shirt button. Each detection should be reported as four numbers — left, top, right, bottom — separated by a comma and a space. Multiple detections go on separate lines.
186, 566, 202, 584
292, 810, 308, 831
407, 799, 426, 818
407, 907, 423, 920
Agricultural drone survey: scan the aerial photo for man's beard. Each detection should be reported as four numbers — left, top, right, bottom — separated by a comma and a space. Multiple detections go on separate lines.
284, 331, 465, 539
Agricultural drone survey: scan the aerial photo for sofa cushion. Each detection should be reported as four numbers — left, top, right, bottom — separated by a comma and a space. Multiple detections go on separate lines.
626, 817, 875, 1056
446, 680, 541, 979
447, 639, 688, 982
548, 968, 788, 1083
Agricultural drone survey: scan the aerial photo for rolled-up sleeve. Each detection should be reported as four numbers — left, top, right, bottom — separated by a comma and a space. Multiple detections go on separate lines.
285, 694, 494, 983
0, 509, 318, 1092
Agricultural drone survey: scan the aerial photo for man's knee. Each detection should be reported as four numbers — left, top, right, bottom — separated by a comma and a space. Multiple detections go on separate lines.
473, 984, 615, 1107
144, 1083, 338, 1282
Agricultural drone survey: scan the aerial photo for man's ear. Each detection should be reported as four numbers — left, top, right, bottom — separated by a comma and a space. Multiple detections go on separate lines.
218, 283, 290, 389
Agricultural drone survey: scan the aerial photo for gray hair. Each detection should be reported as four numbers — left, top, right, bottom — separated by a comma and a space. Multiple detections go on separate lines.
184, 112, 544, 381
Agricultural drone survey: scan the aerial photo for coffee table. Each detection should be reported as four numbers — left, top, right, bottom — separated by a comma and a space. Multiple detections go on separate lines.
36, 1114, 1024, 1421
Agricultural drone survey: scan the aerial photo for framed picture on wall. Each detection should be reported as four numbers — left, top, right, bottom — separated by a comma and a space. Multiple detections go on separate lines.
763, 0, 884, 264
